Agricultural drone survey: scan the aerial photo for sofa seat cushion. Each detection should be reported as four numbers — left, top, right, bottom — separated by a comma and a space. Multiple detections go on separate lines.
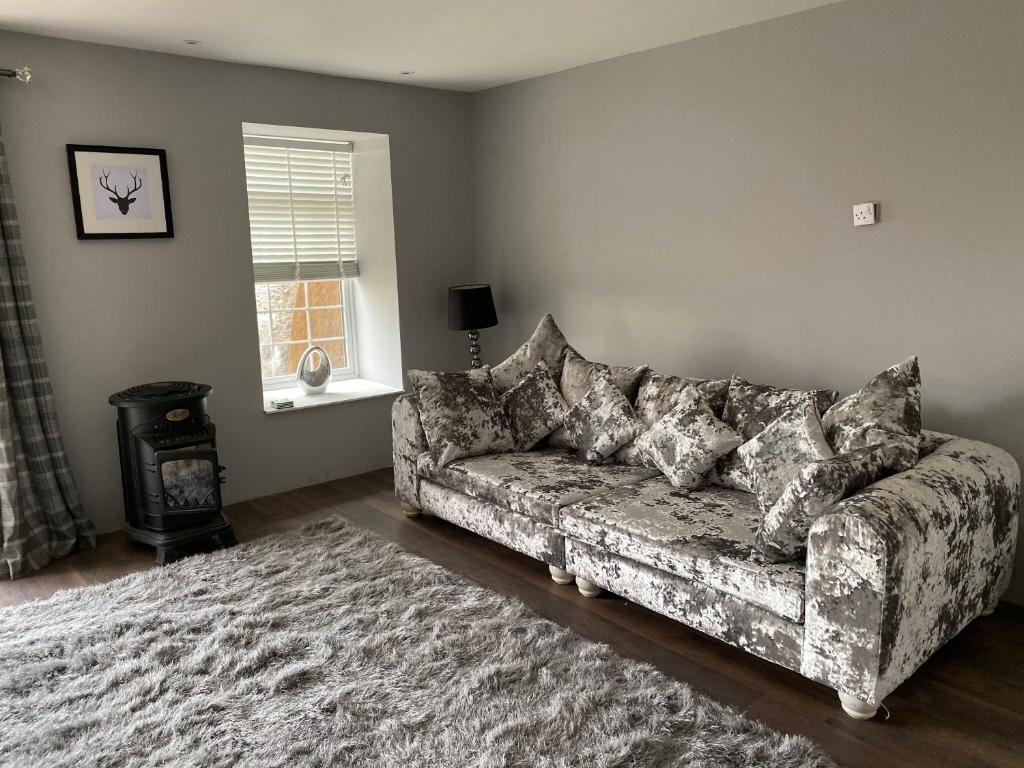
417, 449, 659, 526
559, 478, 807, 622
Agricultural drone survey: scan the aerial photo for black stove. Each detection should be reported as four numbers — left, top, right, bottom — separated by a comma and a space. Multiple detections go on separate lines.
109, 381, 234, 564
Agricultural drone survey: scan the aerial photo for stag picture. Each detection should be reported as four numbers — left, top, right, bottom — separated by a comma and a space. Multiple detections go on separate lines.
94, 167, 151, 219
67, 144, 173, 239
98, 169, 144, 216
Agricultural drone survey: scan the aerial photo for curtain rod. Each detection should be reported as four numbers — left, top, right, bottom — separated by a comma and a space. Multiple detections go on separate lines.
1, 67, 32, 84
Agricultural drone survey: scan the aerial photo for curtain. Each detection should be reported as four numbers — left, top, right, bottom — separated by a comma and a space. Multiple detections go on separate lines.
0, 125, 95, 578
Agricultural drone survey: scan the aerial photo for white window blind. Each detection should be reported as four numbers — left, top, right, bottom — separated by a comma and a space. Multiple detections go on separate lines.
243, 136, 359, 282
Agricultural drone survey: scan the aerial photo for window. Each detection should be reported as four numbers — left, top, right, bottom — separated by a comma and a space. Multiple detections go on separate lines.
254, 279, 356, 382
242, 135, 360, 389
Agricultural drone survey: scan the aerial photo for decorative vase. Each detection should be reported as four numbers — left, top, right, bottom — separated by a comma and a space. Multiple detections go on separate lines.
296, 346, 332, 395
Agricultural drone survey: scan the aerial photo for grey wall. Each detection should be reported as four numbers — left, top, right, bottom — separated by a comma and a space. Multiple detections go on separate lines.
0, 31, 475, 532
471, 0, 1024, 602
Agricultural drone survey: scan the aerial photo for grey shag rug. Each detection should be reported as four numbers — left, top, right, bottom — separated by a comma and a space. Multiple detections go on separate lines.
0, 517, 836, 767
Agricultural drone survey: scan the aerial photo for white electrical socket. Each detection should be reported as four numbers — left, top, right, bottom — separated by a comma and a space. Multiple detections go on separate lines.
853, 202, 878, 227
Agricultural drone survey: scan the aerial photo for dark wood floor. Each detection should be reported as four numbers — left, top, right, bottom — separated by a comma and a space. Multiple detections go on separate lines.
2, 468, 1022, 768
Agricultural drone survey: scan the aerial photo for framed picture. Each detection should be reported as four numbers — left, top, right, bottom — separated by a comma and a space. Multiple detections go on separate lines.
66, 145, 174, 239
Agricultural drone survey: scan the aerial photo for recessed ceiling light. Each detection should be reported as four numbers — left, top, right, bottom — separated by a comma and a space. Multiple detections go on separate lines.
400, 70, 415, 75
183, 39, 201, 45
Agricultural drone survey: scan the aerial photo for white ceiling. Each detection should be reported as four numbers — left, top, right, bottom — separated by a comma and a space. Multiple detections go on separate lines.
0, 0, 842, 92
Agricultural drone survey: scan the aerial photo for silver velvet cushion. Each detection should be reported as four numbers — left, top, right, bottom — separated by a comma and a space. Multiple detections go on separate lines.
547, 349, 648, 449
616, 370, 730, 465
490, 314, 572, 393
563, 372, 644, 461
634, 386, 743, 488
408, 368, 515, 467
737, 398, 834, 511
822, 356, 922, 472
753, 444, 902, 562
500, 361, 569, 450
711, 376, 838, 491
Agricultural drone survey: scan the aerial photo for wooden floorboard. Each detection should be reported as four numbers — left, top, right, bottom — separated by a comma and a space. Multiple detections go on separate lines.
2, 466, 1022, 768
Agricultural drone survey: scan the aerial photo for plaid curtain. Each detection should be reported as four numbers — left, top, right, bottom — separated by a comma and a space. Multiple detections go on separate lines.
0, 125, 95, 578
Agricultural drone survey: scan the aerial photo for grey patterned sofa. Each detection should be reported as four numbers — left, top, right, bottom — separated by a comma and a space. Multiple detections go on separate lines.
392, 394, 1019, 720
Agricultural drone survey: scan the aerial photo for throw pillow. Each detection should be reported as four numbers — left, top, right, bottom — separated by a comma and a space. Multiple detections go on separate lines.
738, 398, 834, 511
616, 370, 731, 466
710, 377, 838, 491
634, 386, 743, 488
408, 368, 514, 467
563, 372, 644, 461
500, 361, 569, 450
753, 444, 902, 562
490, 314, 572, 393
547, 349, 648, 448
821, 356, 922, 472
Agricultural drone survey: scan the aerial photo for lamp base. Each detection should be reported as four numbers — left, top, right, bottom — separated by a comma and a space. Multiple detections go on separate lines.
468, 330, 482, 369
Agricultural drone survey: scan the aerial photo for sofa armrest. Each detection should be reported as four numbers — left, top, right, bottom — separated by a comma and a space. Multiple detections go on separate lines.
801, 433, 1020, 704
392, 392, 428, 508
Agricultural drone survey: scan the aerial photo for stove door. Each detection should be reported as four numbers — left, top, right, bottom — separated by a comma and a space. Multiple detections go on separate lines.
156, 448, 223, 514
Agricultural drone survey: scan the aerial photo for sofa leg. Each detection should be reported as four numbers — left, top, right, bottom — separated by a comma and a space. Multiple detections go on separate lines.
576, 577, 603, 598
838, 692, 879, 720
548, 565, 574, 585
400, 501, 420, 518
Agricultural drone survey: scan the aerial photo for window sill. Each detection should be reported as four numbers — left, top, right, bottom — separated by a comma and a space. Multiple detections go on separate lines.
262, 378, 403, 414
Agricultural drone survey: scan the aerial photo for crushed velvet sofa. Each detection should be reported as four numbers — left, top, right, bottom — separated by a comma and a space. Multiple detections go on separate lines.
392, 394, 1019, 720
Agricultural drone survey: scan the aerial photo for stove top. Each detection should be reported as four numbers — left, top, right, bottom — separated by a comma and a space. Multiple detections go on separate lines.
109, 381, 212, 407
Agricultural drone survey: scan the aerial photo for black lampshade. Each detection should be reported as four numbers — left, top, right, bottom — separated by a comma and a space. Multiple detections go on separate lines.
448, 284, 497, 330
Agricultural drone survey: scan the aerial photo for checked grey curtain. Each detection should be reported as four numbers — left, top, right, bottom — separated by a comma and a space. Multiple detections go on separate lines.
0, 125, 95, 578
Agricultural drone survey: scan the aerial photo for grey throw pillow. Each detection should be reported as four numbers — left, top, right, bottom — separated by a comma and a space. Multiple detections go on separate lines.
753, 444, 902, 562
408, 368, 514, 467
634, 386, 743, 488
563, 372, 644, 461
822, 356, 922, 472
547, 349, 647, 449
500, 361, 569, 450
710, 377, 838, 491
490, 314, 571, 393
616, 370, 730, 465
738, 398, 834, 511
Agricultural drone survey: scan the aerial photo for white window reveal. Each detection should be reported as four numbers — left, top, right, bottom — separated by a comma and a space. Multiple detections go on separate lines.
242, 123, 405, 413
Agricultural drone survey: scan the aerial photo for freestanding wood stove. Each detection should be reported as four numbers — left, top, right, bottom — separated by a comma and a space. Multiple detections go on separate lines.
109, 381, 235, 565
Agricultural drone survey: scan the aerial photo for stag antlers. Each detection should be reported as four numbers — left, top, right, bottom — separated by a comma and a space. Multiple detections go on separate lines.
98, 169, 142, 215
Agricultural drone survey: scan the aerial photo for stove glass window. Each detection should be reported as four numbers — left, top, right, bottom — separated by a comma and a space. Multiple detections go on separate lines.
161, 457, 217, 509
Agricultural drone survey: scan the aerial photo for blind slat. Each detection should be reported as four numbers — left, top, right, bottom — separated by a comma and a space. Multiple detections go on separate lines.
243, 140, 359, 283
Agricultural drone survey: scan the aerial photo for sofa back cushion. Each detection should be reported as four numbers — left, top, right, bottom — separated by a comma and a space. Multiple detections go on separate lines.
490, 314, 572, 393
408, 368, 514, 467
821, 356, 922, 471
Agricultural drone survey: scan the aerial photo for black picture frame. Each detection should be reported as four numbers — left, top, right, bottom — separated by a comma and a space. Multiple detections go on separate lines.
66, 144, 174, 240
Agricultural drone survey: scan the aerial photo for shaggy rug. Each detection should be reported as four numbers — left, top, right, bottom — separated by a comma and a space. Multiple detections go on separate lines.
0, 517, 835, 768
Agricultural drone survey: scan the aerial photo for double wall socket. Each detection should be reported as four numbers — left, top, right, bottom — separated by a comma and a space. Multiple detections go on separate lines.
853, 202, 879, 226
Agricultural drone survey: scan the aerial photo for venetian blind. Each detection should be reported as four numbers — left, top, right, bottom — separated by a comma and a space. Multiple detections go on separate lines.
243, 135, 359, 282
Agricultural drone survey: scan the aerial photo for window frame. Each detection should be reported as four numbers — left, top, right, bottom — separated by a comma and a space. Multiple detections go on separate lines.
258, 278, 359, 391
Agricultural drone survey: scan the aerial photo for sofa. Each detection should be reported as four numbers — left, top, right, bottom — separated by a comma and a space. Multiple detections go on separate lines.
392, 356, 1019, 720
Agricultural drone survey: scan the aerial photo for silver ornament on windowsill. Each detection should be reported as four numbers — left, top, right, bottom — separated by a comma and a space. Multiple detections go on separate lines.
296, 346, 332, 395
